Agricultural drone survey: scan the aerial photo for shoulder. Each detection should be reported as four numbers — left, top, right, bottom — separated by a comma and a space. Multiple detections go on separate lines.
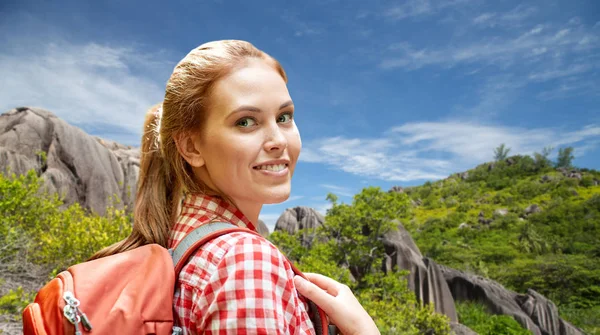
178, 231, 292, 288
213, 231, 293, 277
208, 230, 284, 261
179, 232, 315, 334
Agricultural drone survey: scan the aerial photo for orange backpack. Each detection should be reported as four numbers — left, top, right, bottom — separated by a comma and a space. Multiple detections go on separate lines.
22, 222, 331, 335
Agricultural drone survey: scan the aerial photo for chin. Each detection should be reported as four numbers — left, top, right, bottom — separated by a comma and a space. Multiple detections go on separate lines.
260, 188, 291, 204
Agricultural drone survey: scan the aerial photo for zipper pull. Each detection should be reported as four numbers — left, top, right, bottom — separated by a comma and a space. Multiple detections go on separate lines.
63, 291, 92, 333
80, 312, 93, 331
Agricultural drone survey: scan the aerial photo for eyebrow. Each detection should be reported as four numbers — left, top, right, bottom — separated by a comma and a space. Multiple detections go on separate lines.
230, 100, 294, 115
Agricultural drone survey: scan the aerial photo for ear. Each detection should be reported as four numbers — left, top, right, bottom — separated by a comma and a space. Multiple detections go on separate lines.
173, 131, 205, 168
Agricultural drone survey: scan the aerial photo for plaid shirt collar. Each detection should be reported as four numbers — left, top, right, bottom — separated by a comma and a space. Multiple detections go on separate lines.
168, 193, 257, 248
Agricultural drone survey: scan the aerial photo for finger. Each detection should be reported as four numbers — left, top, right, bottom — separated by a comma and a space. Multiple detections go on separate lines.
293, 276, 336, 314
302, 273, 342, 296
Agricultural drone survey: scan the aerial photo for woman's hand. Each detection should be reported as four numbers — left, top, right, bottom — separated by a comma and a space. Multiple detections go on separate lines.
294, 273, 380, 335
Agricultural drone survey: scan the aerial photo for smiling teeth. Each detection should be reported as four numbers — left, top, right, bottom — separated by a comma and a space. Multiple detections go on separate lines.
256, 164, 286, 172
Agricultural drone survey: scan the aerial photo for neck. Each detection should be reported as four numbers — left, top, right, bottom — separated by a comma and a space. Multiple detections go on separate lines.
232, 200, 262, 226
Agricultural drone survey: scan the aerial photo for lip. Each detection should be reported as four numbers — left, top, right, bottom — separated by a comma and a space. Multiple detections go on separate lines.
252, 159, 290, 177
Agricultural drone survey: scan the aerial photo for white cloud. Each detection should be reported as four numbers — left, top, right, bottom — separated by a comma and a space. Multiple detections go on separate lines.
537, 80, 599, 100
458, 75, 526, 117
301, 122, 600, 182
529, 64, 595, 82
384, 0, 473, 21
380, 22, 599, 71
301, 135, 451, 181
0, 39, 171, 145
384, 0, 433, 20
283, 195, 305, 203
319, 184, 355, 197
472, 5, 538, 29
379, 15, 599, 106
313, 202, 333, 216
473, 13, 495, 25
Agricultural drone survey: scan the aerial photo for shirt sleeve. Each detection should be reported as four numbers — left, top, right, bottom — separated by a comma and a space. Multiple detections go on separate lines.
191, 233, 316, 335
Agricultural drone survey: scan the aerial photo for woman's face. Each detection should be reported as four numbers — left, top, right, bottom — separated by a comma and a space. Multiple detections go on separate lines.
194, 58, 301, 209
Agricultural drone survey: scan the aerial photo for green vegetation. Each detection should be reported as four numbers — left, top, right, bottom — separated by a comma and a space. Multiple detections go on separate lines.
271, 187, 452, 334
1, 171, 449, 334
456, 301, 532, 335
401, 154, 600, 334
2, 145, 599, 333
0, 170, 132, 319
273, 149, 598, 333
557, 147, 575, 168
494, 144, 511, 161
0, 287, 35, 320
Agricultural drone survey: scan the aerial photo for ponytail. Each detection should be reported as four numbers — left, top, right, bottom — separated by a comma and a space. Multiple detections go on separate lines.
90, 103, 181, 260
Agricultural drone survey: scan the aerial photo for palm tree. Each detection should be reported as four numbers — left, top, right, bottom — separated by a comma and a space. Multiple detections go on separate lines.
494, 144, 511, 161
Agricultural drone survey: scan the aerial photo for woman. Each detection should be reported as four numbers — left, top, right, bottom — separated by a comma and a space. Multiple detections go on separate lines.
93, 40, 378, 335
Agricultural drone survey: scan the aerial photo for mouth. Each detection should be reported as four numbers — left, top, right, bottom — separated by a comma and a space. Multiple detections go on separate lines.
253, 163, 289, 172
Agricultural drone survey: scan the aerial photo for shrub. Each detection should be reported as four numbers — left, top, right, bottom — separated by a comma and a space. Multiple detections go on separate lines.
358, 272, 451, 335
0, 287, 36, 319
1, 170, 132, 322
456, 301, 532, 334
559, 305, 600, 335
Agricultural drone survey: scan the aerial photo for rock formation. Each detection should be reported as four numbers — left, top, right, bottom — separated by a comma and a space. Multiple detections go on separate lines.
256, 219, 270, 237
275, 207, 584, 335
0, 107, 139, 215
381, 221, 458, 322
494, 208, 508, 217
275, 212, 462, 324
2, 107, 585, 334
450, 322, 478, 335
274, 206, 325, 247
525, 204, 541, 216
441, 265, 583, 335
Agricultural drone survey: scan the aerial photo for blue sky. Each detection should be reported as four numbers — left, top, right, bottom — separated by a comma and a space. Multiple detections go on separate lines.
1, 0, 599, 231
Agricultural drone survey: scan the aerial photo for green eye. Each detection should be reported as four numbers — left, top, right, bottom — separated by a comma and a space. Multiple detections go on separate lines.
277, 113, 293, 123
236, 117, 257, 127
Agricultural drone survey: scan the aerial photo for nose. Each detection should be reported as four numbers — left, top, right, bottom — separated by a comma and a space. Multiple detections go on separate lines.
263, 123, 287, 152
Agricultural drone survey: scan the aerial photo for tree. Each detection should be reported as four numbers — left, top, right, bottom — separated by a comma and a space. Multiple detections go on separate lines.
556, 147, 575, 168
494, 144, 511, 161
270, 187, 451, 334
321, 187, 411, 282
533, 146, 553, 170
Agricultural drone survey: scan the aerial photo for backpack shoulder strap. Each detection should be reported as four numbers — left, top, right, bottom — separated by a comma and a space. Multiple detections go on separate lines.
288, 261, 332, 335
170, 222, 259, 275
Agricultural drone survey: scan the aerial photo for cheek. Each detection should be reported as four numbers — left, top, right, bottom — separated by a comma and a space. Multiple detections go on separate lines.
288, 128, 302, 161
221, 136, 257, 167
206, 136, 242, 168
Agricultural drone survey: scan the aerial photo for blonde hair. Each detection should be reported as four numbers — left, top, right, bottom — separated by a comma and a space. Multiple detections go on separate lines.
91, 40, 287, 259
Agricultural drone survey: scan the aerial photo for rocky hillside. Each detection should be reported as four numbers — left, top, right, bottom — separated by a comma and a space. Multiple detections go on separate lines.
399, 157, 600, 334
1, 107, 596, 334
0, 107, 140, 215
274, 206, 586, 335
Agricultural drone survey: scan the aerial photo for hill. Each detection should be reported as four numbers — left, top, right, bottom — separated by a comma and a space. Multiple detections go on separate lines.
1, 107, 597, 334
399, 156, 600, 332
270, 156, 599, 334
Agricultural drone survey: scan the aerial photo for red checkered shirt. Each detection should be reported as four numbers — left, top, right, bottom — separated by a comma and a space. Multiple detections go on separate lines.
168, 194, 317, 335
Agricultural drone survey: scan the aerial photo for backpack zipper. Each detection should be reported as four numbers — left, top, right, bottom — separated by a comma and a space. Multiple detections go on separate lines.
63, 291, 93, 334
